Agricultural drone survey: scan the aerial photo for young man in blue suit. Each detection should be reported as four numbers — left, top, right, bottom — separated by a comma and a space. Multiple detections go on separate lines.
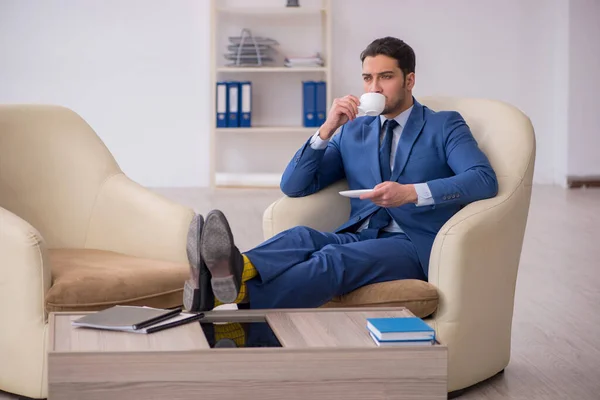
184, 37, 498, 346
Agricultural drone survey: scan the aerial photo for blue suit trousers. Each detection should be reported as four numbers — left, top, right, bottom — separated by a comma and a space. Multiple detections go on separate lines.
242, 226, 427, 346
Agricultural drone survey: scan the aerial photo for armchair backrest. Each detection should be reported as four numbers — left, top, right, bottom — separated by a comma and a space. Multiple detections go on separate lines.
0, 105, 122, 248
419, 96, 535, 189
419, 96, 535, 327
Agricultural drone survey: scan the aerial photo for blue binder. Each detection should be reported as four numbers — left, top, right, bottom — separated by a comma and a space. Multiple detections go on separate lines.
302, 81, 317, 127
315, 81, 327, 126
216, 81, 227, 128
239, 81, 252, 127
227, 81, 240, 128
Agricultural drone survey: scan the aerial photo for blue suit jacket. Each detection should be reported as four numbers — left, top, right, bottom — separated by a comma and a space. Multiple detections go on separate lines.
280, 99, 498, 275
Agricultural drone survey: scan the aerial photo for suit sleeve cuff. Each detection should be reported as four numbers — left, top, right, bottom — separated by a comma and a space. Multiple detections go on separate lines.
414, 183, 435, 206
309, 131, 329, 150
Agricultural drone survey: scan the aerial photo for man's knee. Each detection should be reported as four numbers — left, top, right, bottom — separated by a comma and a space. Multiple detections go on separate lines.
311, 244, 346, 290
314, 244, 345, 267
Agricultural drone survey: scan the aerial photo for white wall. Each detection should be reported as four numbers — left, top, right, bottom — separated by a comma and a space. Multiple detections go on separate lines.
0, 0, 596, 187
552, 0, 570, 186
332, 0, 562, 184
0, 0, 210, 187
568, 0, 600, 177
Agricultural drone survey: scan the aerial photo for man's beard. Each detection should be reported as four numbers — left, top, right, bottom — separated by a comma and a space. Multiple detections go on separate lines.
382, 97, 403, 115
382, 81, 407, 114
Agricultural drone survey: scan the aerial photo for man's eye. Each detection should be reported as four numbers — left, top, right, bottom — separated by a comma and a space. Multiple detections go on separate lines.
382, 75, 392, 79
363, 76, 371, 81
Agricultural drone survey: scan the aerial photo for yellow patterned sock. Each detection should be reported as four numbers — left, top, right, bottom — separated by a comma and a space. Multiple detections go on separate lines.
213, 322, 246, 347
237, 254, 258, 303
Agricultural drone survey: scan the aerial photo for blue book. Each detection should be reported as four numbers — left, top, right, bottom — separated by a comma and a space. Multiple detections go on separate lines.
239, 81, 252, 127
226, 81, 240, 127
216, 81, 227, 128
366, 317, 435, 342
302, 81, 317, 127
315, 81, 327, 126
368, 332, 434, 346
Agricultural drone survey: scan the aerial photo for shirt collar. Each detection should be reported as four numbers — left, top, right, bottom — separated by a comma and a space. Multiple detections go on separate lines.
379, 105, 414, 129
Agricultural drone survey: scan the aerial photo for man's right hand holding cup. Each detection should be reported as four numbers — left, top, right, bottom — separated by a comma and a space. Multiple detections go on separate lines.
318, 95, 361, 140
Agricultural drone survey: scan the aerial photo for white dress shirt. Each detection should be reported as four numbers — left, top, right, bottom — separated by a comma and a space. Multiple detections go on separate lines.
308, 106, 434, 233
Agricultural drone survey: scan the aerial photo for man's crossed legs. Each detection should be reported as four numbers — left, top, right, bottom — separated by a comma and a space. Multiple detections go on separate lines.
184, 209, 427, 347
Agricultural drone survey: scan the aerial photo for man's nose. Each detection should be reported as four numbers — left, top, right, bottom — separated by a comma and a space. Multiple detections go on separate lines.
369, 79, 383, 93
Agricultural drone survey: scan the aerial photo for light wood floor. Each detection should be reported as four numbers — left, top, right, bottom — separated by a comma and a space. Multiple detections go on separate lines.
3, 185, 599, 400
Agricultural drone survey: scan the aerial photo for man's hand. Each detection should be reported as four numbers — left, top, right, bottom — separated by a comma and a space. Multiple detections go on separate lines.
319, 95, 360, 140
359, 182, 418, 208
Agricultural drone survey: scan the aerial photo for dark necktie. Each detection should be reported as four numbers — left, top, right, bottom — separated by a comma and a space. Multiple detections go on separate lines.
367, 119, 399, 231
379, 119, 398, 182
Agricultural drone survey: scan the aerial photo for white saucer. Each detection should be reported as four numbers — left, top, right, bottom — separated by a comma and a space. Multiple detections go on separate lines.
339, 189, 374, 198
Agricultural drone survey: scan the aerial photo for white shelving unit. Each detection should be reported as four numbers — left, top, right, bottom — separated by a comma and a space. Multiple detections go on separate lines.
210, 0, 332, 188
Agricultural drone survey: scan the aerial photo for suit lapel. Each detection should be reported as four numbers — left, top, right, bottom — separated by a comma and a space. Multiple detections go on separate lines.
391, 99, 426, 181
362, 116, 382, 183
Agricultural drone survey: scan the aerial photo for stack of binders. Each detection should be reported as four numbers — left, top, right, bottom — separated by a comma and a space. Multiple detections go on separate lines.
366, 317, 436, 346
216, 81, 252, 128
302, 81, 326, 127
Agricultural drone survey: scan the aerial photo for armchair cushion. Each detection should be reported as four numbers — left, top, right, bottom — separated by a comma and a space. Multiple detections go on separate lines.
45, 249, 187, 312
321, 279, 439, 318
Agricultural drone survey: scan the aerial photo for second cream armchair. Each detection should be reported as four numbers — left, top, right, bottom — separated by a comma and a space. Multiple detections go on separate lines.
0, 105, 194, 398
263, 97, 536, 394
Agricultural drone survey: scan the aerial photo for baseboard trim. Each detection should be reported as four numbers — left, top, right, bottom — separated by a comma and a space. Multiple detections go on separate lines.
567, 176, 600, 188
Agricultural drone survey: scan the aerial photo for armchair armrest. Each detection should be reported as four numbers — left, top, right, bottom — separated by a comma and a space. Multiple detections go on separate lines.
429, 176, 531, 320
428, 175, 533, 383
0, 207, 49, 398
84, 174, 194, 263
263, 180, 350, 239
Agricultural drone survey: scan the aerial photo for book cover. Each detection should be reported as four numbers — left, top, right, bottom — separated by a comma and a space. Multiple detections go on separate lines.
367, 317, 435, 341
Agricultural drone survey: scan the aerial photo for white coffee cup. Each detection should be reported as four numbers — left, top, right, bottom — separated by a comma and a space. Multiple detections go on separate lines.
358, 93, 386, 116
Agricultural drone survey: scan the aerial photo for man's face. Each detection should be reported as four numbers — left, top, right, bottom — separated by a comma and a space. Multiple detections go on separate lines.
362, 54, 414, 115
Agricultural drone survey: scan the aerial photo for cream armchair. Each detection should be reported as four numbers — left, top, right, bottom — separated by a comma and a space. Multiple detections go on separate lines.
263, 97, 536, 393
0, 105, 194, 398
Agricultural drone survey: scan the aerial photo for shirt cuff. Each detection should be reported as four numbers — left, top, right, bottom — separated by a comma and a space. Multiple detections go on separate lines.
414, 183, 435, 206
309, 131, 329, 150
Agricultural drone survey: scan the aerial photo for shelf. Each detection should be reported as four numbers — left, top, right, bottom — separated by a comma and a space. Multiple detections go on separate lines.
210, 0, 332, 190
215, 172, 282, 188
217, 7, 326, 15
216, 126, 318, 134
217, 66, 327, 73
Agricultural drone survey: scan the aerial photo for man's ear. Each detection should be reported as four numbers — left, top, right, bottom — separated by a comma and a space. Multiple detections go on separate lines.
405, 72, 416, 90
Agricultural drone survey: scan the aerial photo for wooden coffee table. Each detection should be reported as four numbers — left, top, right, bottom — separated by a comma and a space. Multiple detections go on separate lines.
48, 307, 447, 399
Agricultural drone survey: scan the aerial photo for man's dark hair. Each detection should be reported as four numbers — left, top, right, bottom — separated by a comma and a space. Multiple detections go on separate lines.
360, 37, 416, 78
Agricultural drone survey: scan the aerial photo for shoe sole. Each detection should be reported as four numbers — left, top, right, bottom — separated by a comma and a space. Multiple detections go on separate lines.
214, 338, 238, 348
201, 210, 240, 304
183, 214, 203, 311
